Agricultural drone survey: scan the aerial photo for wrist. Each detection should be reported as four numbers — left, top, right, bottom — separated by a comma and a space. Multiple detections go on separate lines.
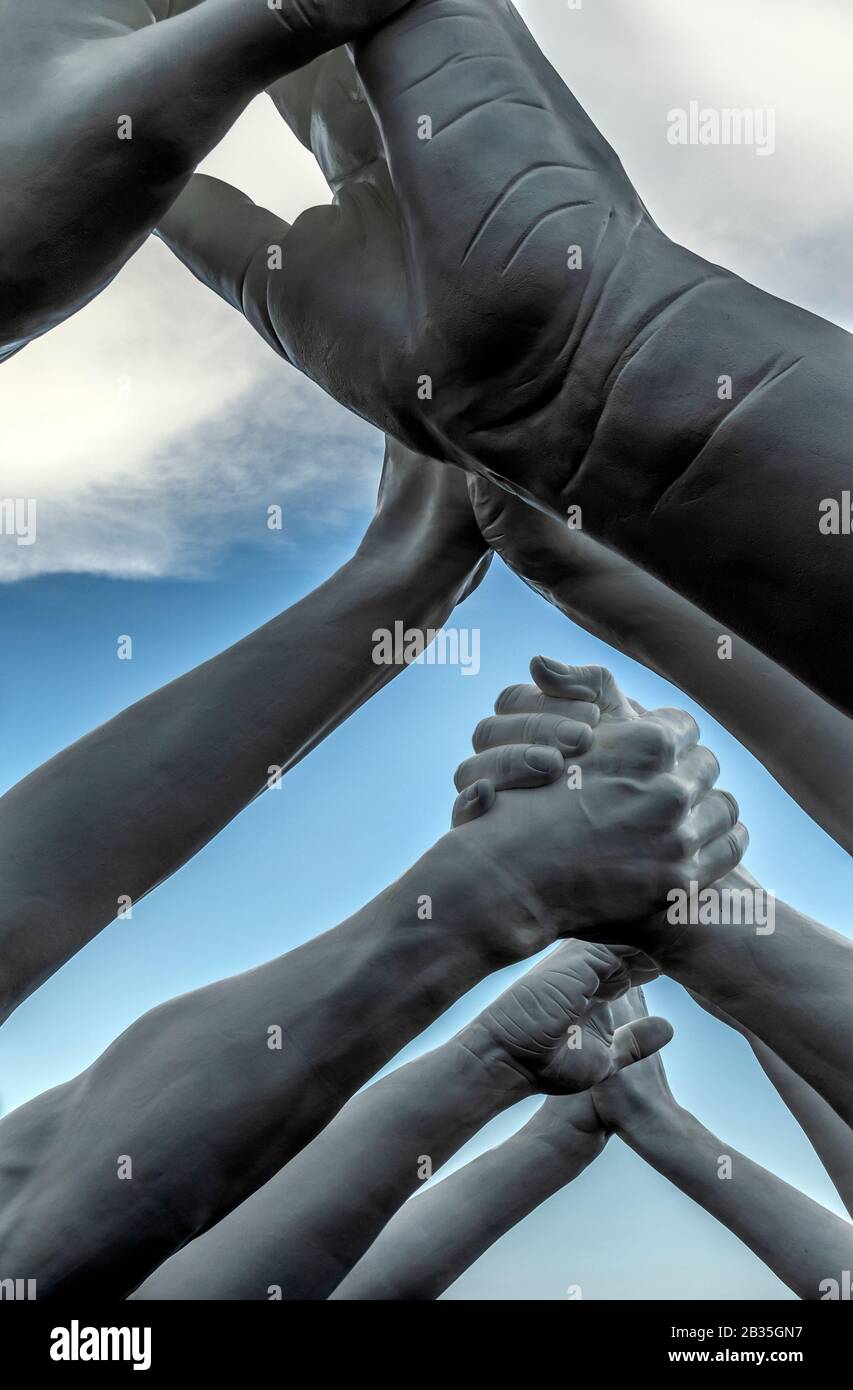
367, 836, 527, 1032
425, 826, 554, 966
617, 1100, 691, 1151
445, 1030, 533, 1113
357, 509, 485, 592
524, 1097, 607, 1164
453, 1016, 540, 1105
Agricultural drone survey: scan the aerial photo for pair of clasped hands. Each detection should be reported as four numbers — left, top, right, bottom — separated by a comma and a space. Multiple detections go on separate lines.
439, 655, 747, 1105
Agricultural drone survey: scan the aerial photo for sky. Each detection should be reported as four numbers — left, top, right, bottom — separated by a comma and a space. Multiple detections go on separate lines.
0, 0, 851, 1300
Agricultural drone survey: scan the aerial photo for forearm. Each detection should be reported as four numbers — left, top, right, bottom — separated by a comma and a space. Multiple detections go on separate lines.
0, 534, 476, 1022
621, 1106, 853, 1300
749, 1038, 853, 1220
134, 1037, 523, 1301
662, 882, 853, 1127
22, 5, 304, 338
333, 1101, 605, 1300
0, 837, 505, 1297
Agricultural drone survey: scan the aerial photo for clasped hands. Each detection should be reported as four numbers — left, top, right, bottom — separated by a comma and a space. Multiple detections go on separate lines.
437, 656, 747, 1129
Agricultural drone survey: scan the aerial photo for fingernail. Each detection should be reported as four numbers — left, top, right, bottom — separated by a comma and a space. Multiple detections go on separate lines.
466, 783, 482, 801
525, 747, 561, 774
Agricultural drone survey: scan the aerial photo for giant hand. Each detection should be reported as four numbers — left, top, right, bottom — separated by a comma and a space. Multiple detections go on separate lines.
450, 656, 746, 964
159, 10, 853, 713
461, 943, 672, 1097
0, 0, 408, 358
447, 668, 746, 958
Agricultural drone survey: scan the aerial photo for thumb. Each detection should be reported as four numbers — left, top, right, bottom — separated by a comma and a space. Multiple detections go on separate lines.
530, 655, 599, 703
609, 1017, 673, 1075
451, 778, 496, 829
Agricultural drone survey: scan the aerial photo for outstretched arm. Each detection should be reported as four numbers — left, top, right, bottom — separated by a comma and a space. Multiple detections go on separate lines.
0, 835, 524, 1299
0, 704, 734, 1296
133, 943, 657, 1301
0, 443, 487, 1022
690, 995, 853, 1220
339, 986, 853, 1302
331, 1093, 606, 1301
749, 1041, 853, 1222
605, 1076, 853, 1301
662, 873, 853, 1129
2, 1, 410, 351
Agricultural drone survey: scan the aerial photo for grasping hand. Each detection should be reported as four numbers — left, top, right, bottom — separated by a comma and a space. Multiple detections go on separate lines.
460, 942, 673, 1098
449, 657, 747, 959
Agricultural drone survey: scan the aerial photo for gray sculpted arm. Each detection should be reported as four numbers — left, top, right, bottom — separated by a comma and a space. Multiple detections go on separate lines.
164, 11, 853, 711
468, 477, 853, 855
134, 942, 661, 1300
332, 1090, 607, 1301
689, 994, 853, 1220
0, 683, 737, 1296
0, 442, 488, 1022
0, 0, 409, 354
593, 1030, 853, 1302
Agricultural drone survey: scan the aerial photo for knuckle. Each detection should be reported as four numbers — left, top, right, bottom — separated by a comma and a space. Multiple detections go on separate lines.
650, 722, 678, 764
496, 746, 517, 780
696, 746, 721, 786
494, 684, 525, 715
682, 713, 701, 746
716, 788, 739, 824
472, 716, 497, 751
453, 755, 478, 791
655, 773, 691, 819
632, 720, 675, 768
522, 712, 544, 744
494, 686, 517, 715
669, 825, 699, 862
667, 862, 693, 898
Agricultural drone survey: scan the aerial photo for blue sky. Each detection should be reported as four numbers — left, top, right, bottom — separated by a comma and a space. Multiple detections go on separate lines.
0, 477, 848, 1298
0, 0, 851, 1302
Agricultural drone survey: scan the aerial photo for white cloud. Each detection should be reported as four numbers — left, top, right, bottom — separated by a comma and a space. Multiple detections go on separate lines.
2, 6, 852, 579
0, 99, 381, 581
